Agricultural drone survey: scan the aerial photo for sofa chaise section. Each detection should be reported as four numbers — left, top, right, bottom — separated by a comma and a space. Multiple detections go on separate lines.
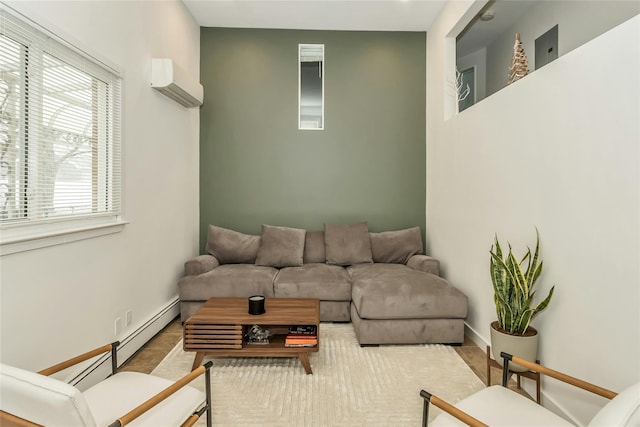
348, 263, 468, 344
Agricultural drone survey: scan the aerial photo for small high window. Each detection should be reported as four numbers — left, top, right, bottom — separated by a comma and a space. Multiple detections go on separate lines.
298, 44, 324, 130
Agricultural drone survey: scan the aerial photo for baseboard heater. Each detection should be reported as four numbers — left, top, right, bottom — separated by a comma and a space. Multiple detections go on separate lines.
70, 298, 180, 390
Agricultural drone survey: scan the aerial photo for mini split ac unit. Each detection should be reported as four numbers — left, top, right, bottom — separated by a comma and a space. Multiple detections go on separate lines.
150, 58, 204, 108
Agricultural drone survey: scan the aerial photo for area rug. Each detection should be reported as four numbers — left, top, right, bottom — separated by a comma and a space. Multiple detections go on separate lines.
152, 323, 484, 426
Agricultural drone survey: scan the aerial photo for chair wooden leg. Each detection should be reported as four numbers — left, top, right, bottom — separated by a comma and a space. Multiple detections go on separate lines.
485, 346, 491, 386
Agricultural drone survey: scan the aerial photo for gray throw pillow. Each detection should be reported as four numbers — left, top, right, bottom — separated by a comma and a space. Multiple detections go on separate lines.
255, 224, 306, 268
324, 222, 373, 266
303, 231, 326, 264
369, 226, 424, 264
206, 225, 261, 264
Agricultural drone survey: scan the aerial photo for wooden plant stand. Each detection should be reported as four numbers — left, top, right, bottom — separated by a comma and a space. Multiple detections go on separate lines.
184, 297, 320, 374
486, 345, 541, 403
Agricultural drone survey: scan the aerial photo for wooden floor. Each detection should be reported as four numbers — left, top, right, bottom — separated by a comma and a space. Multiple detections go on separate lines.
120, 317, 532, 396
119, 317, 184, 374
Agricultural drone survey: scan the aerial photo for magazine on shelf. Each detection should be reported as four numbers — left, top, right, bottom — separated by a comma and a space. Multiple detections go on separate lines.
288, 325, 317, 335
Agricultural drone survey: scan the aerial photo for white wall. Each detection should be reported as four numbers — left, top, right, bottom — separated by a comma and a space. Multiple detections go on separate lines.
0, 0, 200, 373
486, 1, 640, 96
427, 2, 639, 424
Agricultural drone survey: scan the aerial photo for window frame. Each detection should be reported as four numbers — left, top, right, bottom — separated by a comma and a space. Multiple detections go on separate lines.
298, 43, 325, 131
0, 5, 125, 255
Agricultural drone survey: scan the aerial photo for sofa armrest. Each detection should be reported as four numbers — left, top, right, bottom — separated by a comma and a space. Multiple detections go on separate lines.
184, 254, 220, 276
406, 255, 440, 276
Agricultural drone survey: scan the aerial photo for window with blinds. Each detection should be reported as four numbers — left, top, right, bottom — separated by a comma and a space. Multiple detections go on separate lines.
0, 7, 121, 233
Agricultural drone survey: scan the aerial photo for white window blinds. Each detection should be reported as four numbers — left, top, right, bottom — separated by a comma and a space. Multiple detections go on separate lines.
0, 6, 121, 229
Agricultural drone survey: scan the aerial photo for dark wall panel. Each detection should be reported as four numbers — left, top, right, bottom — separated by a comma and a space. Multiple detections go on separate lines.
200, 28, 426, 248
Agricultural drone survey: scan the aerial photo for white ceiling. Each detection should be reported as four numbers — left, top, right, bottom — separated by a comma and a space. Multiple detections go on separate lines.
182, 0, 448, 32
183, 0, 538, 57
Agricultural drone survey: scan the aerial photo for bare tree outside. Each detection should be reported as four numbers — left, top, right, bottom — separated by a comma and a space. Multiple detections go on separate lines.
0, 34, 22, 220
1, 34, 96, 223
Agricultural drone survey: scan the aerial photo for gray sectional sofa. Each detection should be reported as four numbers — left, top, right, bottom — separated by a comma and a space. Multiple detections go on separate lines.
178, 223, 468, 345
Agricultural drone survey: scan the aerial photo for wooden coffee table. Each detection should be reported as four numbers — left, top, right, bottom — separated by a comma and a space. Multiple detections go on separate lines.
183, 297, 320, 374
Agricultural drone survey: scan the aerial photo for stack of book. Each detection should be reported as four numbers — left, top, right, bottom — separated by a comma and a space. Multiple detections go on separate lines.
285, 325, 318, 347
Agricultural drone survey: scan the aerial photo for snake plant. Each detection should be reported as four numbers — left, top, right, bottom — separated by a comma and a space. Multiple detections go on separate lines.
490, 230, 555, 336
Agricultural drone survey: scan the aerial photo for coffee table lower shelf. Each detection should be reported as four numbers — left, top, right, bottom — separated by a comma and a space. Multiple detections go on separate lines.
189, 338, 316, 374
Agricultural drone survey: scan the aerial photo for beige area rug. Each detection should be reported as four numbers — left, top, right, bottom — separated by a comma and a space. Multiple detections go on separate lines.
152, 323, 484, 426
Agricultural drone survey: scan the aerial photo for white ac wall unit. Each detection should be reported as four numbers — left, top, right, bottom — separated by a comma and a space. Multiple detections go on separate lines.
151, 58, 203, 108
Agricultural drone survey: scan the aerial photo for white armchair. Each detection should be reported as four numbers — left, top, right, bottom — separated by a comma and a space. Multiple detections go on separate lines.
420, 352, 640, 427
0, 342, 212, 427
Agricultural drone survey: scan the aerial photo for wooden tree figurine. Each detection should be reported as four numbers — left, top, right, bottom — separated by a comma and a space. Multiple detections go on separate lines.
508, 33, 529, 84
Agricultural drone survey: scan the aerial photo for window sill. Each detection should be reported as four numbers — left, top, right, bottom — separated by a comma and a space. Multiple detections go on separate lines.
0, 219, 129, 256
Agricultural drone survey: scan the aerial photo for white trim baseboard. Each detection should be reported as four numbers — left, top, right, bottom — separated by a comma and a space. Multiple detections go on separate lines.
464, 322, 488, 348
71, 297, 180, 391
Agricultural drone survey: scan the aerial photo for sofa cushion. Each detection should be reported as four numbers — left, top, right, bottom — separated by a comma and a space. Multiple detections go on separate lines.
369, 226, 423, 264
348, 263, 468, 320
178, 264, 277, 300
324, 222, 373, 266
303, 231, 326, 264
274, 263, 351, 301
206, 225, 261, 264
255, 224, 306, 267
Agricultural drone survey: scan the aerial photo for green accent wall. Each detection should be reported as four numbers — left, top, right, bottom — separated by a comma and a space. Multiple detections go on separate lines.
200, 28, 426, 249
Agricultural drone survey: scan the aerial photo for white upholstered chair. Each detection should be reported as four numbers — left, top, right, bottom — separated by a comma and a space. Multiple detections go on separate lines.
0, 342, 212, 427
420, 352, 640, 427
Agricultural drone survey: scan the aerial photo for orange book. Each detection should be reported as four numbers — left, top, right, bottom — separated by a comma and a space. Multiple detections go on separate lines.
286, 335, 317, 340
285, 337, 318, 345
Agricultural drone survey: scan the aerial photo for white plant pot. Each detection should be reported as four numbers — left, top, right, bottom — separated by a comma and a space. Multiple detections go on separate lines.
490, 321, 538, 373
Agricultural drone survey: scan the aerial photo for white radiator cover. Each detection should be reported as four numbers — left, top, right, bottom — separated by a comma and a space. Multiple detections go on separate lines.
151, 58, 203, 107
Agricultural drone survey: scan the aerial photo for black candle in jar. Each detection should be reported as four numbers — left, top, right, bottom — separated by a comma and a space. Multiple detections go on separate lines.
248, 295, 265, 315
